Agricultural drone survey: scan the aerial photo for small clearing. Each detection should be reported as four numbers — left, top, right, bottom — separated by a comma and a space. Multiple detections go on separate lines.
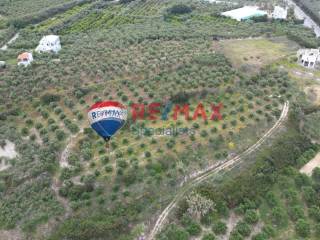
0, 140, 18, 159
0, 140, 18, 171
300, 152, 320, 176
247, 222, 264, 240
220, 37, 298, 73
305, 85, 320, 106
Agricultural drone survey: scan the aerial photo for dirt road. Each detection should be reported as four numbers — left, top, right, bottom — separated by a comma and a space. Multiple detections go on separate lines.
148, 101, 289, 240
51, 128, 84, 219
0, 33, 19, 51
300, 152, 320, 176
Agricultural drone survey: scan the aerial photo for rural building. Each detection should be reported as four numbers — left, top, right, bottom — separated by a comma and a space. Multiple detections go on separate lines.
221, 6, 267, 21
17, 52, 33, 66
0, 61, 5, 69
35, 35, 61, 53
297, 49, 320, 69
272, 6, 288, 20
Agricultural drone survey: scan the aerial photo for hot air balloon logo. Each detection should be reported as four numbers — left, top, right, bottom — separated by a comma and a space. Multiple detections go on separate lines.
88, 101, 127, 142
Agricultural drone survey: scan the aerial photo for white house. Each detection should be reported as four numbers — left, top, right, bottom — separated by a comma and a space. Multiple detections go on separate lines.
272, 6, 288, 20
17, 52, 33, 67
297, 49, 320, 69
0, 61, 5, 69
221, 6, 267, 21
35, 35, 61, 53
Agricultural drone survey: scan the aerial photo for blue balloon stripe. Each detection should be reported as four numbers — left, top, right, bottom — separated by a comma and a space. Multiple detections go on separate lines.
91, 119, 125, 139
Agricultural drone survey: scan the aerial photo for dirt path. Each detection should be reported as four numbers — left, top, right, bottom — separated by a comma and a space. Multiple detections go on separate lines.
0, 229, 23, 240
0, 33, 19, 51
223, 211, 241, 240
51, 128, 84, 219
246, 222, 264, 240
60, 129, 83, 168
300, 152, 320, 176
147, 101, 289, 240
51, 178, 72, 218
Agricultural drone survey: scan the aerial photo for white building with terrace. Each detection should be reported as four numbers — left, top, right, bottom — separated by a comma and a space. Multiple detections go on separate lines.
35, 35, 61, 53
297, 49, 320, 69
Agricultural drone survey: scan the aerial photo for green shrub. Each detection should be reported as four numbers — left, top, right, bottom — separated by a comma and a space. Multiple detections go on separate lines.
159, 224, 189, 240
55, 129, 66, 140
244, 210, 259, 224
40, 94, 60, 105
167, 4, 192, 15
234, 221, 251, 237
212, 221, 227, 235
185, 221, 201, 236
202, 233, 215, 240
295, 219, 310, 238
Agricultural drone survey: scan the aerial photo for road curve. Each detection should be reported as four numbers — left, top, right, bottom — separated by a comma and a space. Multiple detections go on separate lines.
148, 101, 289, 240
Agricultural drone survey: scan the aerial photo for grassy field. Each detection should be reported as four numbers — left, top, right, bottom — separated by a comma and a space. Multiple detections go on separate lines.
220, 37, 299, 73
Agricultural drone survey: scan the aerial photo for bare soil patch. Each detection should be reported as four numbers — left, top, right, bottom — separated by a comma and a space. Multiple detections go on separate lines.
0, 229, 23, 240
305, 85, 320, 106
0, 140, 18, 159
300, 152, 320, 176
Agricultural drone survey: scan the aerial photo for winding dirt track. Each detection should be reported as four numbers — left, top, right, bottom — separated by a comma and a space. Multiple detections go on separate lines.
148, 101, 289, 240
51, 128, 84, 219
0, 33, 19, 51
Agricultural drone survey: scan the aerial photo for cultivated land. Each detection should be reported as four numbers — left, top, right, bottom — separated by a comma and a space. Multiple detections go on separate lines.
0, 0, 320, 240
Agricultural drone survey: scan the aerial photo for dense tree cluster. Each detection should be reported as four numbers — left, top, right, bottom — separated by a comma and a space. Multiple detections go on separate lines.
167, 4, 193, 15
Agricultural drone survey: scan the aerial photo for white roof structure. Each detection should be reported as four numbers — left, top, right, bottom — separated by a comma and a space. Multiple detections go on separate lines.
272, 6, 288, 20
297, 49, 320, 69
35, 35, 61, 53
222, 6, 267, 21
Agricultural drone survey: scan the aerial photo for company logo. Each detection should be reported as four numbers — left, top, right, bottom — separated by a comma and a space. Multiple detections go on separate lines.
130, 102, 223, 121
88, 100, 224, 139
91, 108, 127, 120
